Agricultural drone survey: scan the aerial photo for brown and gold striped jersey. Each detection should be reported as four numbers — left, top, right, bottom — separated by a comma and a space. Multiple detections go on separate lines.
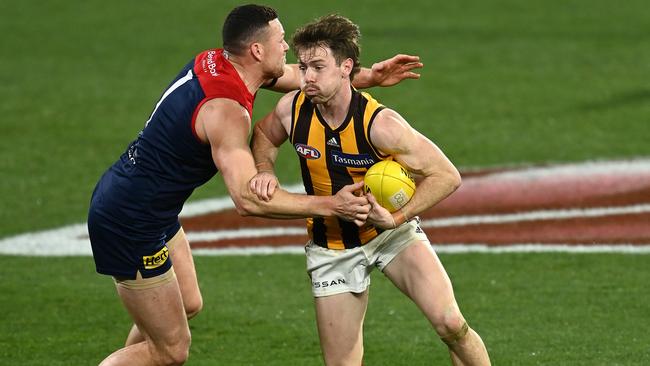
289, 88, 392, 249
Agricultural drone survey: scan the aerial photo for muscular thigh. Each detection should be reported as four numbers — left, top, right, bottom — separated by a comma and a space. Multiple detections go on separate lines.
314, 291, 368, 360
116, 267, 188, 344
383, 241, 456, 318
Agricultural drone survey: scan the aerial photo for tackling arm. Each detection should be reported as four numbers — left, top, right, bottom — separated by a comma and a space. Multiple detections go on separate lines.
264, 54, 423, 92
197, 98, 368, 221
368, 109, 462, 229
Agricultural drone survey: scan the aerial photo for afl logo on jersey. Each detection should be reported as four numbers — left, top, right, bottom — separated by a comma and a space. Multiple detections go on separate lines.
295, 143, 321, 159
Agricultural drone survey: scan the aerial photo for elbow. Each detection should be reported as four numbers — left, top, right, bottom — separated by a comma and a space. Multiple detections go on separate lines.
446, 168, 462, 193
234, 204, 254, 217
232, 195, 261, 217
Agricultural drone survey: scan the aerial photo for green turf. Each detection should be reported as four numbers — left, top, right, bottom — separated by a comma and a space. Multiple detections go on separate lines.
1, 0, 649, 237
1, 254, 648, 365
2, 1, 650, 365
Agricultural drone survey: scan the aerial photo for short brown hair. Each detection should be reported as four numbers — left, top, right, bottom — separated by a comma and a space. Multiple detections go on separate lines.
291, 14, 361, 79
222, 4, 278, 56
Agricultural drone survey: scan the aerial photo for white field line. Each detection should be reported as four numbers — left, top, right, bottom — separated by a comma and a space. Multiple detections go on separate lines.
187, 227, 307, 242
0, 223, 91, 256
462, 158, 650, 180
193, 244, 650, 255
183, 203, 650, 242
422, 204, 650, 228
1, 203, 649, 256
2, 159, 650, 256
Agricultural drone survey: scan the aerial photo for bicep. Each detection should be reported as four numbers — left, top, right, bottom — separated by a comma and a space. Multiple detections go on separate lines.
200, 100, 257, 196
370, 109, 456, 177
215, 143, 258, 201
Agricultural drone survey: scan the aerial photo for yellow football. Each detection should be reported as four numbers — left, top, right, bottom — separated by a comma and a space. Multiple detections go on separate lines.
364, 160, 415, 212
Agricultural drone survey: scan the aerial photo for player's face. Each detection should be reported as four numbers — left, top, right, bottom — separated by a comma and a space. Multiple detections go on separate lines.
298, 46, 350, 104
261, 19, 289, 79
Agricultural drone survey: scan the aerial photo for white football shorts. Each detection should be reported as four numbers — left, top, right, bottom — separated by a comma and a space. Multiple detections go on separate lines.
305, 218, 430, 297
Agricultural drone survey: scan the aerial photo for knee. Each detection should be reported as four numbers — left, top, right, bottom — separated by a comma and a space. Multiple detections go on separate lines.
184, 294, 203, 320
153, 330, 191, 365
431, 308, 467, 343
322, 339, 364, 366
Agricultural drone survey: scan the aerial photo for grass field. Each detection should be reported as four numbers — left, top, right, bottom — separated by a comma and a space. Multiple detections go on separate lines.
1, 0, 649, 365
2, 254, 649, 365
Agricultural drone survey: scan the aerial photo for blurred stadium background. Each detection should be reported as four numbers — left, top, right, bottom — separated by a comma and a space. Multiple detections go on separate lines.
1, 0, 649, 364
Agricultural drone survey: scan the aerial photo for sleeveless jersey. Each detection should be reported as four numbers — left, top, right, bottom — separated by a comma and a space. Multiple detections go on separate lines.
289, 88, 392, 250
92, 49, 253, 236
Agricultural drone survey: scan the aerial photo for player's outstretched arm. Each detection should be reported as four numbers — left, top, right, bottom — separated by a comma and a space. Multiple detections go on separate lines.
265, 54, 423, 92
367, 109, 461, 229
198, 98, 370, 222
354, 54, 423, 88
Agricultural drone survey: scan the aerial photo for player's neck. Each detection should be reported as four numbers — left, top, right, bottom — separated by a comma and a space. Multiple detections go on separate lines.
316, 82, 352, 129
225, 52, 266, 95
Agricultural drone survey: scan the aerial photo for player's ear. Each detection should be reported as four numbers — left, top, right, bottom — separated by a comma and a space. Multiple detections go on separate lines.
250, 42, 264, 62
341, 58, 353, 78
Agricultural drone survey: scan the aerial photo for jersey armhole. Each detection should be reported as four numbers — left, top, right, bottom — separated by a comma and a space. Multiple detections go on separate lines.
366, 106, 390, 159
190, 96, 251, 144
288, 91, 302, 143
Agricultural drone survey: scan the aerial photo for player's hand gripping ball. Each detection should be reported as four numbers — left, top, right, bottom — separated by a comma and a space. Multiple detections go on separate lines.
364, 160, 415, 212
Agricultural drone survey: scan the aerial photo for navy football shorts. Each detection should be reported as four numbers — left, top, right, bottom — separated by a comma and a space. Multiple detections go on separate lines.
88, 208, 180, 280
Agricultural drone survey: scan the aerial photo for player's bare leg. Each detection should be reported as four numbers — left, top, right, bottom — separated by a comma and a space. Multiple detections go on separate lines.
383, 241, 490, 366
125, 228, 202, 346
100, 270, 190, 366
314, 290, 369, 366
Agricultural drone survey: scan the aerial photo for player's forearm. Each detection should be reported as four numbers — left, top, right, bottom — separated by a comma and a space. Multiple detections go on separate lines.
238, 188, 334, 219
253, 150, 278, 173
251, 125, 280, 172
267, 64, 377, 92
264, 64, 301, 93
351, 68, 375, 89
394, 170, 461, 224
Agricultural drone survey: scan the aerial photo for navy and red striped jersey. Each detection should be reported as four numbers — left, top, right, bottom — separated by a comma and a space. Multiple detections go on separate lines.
92, 49, 253, 235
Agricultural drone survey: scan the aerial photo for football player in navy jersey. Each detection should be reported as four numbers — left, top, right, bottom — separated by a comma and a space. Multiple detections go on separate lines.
88, 4, 423, 366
